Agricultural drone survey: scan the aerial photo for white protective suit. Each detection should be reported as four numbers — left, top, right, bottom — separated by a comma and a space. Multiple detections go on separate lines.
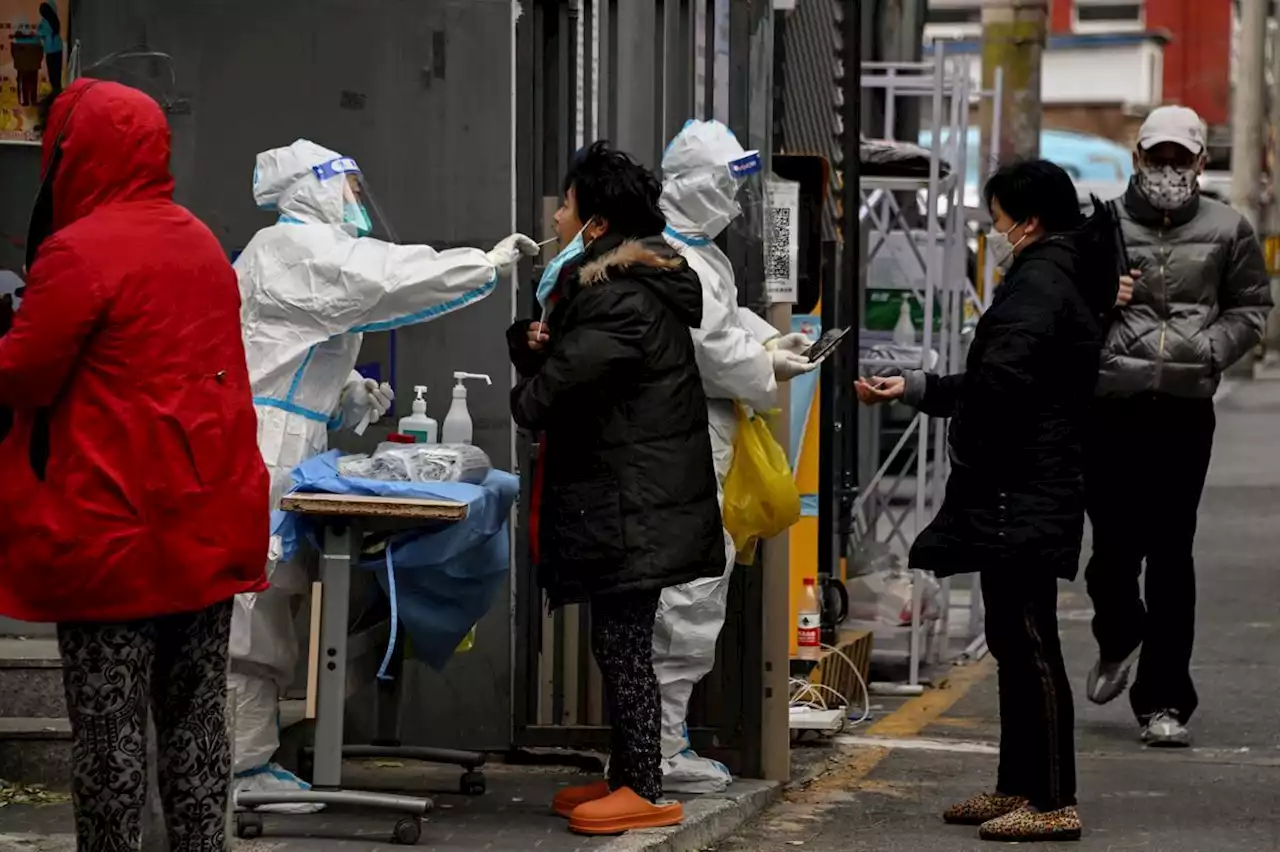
230, 139, 531, 810
654, 121, 809, 793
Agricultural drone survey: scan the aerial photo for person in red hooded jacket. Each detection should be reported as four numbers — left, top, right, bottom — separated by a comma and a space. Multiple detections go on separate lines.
0, 79, 269, 851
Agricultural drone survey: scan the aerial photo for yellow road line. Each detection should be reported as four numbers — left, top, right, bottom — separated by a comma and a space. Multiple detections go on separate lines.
798, 656, 997, 795
866, 657, 995, 738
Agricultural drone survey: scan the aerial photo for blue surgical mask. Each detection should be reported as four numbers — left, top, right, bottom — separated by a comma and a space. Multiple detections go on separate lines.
536, 220, 594, 310
343, 202, 373, 237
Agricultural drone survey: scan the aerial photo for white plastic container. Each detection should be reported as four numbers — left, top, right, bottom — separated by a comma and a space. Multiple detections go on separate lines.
440, 372, 492, 444
398, 385, 438, 443
892, 297, 917, 347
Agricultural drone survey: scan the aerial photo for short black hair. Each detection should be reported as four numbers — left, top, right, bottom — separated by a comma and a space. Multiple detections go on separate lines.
983, 159, 1084, 234
563, 140, 665, 239
39, 3, 60, 33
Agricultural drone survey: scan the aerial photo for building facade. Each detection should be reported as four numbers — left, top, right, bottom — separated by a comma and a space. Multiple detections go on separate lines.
924, 0, 1233, 146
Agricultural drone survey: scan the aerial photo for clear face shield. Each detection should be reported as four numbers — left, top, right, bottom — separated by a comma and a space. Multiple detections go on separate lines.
310, 156, 399, 242
727, 151, 766, 244
69, 43, 185, 111
25, 45, 185, 271
668, 149, 765, 243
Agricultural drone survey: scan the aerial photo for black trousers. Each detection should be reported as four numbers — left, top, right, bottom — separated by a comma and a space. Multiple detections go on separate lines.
983, 571, 1076, 811
1084, 394, 1215, 723
590, 589, 663, 802
58, 599, 233, 852
46, 50, 63, 95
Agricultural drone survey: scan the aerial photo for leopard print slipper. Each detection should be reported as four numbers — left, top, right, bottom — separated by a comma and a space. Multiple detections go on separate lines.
978, 806, 1082, 842
942, 793, 1029, 826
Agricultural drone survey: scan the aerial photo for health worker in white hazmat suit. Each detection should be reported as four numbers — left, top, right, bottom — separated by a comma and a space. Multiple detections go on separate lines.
655, 120, 816, 793
230, 139, 538, 812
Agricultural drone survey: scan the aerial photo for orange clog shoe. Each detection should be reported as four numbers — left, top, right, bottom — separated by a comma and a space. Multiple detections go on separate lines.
567, 787, 683, 835
552, 780, 611, 818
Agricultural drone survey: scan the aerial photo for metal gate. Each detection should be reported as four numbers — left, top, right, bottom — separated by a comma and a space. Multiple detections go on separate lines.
510, 444, 765, 774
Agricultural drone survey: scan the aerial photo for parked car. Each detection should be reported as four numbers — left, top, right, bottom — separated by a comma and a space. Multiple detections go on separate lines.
919, 127, 1134, 212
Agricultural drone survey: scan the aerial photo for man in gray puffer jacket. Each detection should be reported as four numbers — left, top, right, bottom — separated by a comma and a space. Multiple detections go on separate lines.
1084, 106, 1273, 748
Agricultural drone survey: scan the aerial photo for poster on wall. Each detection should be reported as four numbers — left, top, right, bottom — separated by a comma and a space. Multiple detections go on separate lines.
0, 0, 68, 144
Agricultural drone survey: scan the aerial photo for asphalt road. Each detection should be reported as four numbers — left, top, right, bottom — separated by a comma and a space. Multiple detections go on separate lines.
716, 378, 1280, 852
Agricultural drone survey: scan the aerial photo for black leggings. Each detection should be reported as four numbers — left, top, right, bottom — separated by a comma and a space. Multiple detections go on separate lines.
58, 599, 233, 852
591, 589, 663, 802
982, 571, 1076, 811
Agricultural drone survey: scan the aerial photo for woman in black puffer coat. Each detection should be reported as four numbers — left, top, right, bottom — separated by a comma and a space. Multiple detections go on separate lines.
858, 160, 1120, 844
508, 141, 721, 835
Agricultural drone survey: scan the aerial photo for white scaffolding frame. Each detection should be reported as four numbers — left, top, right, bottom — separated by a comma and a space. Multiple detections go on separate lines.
843, 45, 1002, 687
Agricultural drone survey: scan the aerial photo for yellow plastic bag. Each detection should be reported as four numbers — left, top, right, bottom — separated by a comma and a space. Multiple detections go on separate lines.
722, 404, 801, 564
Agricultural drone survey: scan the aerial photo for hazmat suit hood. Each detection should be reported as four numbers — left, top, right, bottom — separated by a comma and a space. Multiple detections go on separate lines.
252, 139, 350, 228
660, 119, 759, 241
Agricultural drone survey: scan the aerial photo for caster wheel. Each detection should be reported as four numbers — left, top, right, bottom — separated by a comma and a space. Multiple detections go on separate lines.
392, 816, 422, 845
460, 771, 486, 796
235, 812, 264, 840
298, 756, 314, 783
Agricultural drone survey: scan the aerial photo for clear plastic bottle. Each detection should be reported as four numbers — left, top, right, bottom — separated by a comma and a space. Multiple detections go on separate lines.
893, 297, 917, 347
797, 577, 822, 660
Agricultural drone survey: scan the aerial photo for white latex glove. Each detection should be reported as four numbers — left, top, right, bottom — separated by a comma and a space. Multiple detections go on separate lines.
486, 233, 540, 274
340, 378, 395, 431
766, 332, 814, 356
771, 349, 818, 382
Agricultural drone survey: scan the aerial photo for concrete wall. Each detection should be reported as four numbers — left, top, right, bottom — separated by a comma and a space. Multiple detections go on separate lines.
0, 0, 520, 749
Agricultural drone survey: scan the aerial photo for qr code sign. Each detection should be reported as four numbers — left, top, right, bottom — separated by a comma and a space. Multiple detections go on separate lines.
767, 206, 792, 282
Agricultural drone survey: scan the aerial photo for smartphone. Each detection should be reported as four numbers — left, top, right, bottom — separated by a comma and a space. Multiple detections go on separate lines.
803, 327, 852, 363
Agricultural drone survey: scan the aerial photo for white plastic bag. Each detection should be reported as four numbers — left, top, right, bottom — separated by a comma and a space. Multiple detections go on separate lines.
846, 567, 941, 627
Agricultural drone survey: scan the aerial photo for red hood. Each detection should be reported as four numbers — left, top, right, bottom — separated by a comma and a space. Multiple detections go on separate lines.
42, 78, 175, 230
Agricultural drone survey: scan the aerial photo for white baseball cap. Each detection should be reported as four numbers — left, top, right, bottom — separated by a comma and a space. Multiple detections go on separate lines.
1137, 106, 1206, 155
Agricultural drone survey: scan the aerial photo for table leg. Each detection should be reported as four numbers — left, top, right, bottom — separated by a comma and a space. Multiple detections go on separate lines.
313, 524, 355, 789
235, 519, 430, 839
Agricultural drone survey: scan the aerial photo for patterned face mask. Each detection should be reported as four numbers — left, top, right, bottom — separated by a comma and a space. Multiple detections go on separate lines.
1136, 164, 1199, 211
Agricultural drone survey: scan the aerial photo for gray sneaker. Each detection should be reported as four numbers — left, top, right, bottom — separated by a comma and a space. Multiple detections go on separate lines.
1086, 645, 1141, 705
1141, 711, 1191, 748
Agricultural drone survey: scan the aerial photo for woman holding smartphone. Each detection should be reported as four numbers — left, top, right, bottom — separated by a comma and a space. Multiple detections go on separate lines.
857, 160, 1120, 843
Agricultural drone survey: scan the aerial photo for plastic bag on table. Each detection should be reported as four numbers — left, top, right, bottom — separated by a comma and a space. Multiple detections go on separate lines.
846, 567, 941, 627
722, 404, 801, 564
337, 453, 380, 479
337, 444, 492, 484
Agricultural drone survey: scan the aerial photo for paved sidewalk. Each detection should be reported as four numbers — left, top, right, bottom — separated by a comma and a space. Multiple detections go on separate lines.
715, 379, 1280, 851
0, 759, 787, 852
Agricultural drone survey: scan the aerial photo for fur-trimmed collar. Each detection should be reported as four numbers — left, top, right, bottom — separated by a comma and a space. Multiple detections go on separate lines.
579, 239, 683, 287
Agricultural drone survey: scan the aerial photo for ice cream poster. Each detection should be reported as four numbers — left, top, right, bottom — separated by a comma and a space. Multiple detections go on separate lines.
0, 0, 67, 143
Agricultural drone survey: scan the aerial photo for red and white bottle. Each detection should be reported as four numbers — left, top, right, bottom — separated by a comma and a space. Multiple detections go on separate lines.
797, 577, 821, 660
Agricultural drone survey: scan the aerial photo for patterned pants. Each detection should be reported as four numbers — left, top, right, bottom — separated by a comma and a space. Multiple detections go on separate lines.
58, 599, 233, 852
591, 589, 663, 802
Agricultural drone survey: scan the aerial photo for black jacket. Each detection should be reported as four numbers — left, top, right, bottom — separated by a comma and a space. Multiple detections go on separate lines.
509, 234, 723, 606
904, 218, 1117, 580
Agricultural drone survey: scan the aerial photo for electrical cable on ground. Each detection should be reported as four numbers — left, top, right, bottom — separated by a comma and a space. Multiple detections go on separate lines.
788, 642, 873, 736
